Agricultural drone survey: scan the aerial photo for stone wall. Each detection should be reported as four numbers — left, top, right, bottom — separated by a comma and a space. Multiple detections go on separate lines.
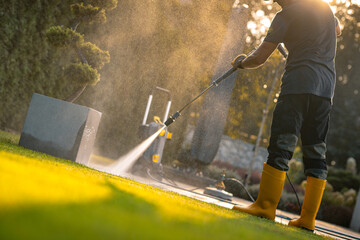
183, 125, 267, 171
214, 135, 267, 171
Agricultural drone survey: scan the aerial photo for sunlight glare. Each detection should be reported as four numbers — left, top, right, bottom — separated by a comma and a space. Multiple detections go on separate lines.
256, 10, 264, 17
247, 21, 257, 30
330, 6, 337, 13
260, 18, 271, 28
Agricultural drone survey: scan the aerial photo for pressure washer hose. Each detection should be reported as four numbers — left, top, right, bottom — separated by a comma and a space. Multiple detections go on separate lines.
223, 177, 255, 202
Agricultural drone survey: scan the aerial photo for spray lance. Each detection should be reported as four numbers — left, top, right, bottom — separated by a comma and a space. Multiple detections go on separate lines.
164, 67, 237, 126
164, 44, 288, 127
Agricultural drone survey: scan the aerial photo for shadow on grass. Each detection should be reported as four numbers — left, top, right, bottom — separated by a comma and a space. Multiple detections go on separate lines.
0, 181, 322, 240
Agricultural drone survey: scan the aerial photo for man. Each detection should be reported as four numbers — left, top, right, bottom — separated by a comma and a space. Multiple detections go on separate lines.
231, 0, 341, 232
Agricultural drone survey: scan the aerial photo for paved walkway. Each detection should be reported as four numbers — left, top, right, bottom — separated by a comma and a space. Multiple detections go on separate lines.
89, 156, 360, 240
134, 174, 360, 239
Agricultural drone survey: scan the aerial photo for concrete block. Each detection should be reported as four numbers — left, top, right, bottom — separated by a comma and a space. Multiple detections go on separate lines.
19, 93, 101, 165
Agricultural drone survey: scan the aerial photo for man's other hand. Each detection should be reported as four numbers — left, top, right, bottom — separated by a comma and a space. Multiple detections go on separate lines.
232, 54, 247, 69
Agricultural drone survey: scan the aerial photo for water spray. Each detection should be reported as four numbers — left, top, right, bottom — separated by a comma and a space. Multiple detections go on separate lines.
109, 126, 166, 174
94, 45, 288, 194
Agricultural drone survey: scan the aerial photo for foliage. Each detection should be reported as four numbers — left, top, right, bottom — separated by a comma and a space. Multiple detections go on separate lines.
320, 205, 353, 228
346, 157, 357, 175
247, 184, 261, 200
326, 2, 360, 169
324, 181, 334, 193
343, 189, 357, 207
71, 3, 106, 24
90, 0, 118, 10
287, 159, 306, 185
64, 63, 100, 85
283, 182, 304, 195
278, 192, 304, 214
292, 146, 303, 161
327, 168, 360, 192
211, 160, 261, 184
0, 131, 323, 240
223, 1, 282, 144
322, 188, 357, 209
46, 1, 116, 101
46, 26, 84, 48
0, 0, 76, 130
202, 165, 242, 181
0, 131, 20, 145
79, 42, 110, 70
225, 53, 283, 145
323, 191, 346, 206
0, 0, 116, 131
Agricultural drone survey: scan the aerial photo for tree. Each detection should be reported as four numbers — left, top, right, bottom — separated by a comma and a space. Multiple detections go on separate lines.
224, 1, 282, 143
45, 0, 117, 102
326, 2, 360, 169
0, 0, 79, 130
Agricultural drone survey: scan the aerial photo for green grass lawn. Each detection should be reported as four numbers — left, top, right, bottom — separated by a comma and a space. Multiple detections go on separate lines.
0, 130, 330, 240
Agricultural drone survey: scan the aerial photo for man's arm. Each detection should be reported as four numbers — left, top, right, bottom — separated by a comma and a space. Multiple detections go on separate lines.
240, 41, 278, 69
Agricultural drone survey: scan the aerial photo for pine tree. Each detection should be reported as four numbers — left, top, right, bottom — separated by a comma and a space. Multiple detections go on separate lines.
46, 0, 117, 102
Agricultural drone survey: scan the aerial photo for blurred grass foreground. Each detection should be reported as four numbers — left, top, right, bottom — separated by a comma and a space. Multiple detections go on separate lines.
0, 131, 328, 240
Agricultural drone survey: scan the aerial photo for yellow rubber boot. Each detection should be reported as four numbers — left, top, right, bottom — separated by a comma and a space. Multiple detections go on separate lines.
232, 163, 286, 220
288, 176, 326, 231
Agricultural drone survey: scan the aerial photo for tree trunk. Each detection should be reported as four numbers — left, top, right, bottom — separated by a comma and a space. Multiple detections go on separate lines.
245, 67, 280, 187
65, 85, 87, 103
64, 20, 89, 103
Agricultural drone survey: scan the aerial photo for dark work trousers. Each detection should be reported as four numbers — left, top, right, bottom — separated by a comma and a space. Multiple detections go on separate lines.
266, 94, 332, 179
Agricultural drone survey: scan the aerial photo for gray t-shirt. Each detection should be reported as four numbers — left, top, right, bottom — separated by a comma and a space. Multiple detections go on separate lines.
264, 0, 337, 99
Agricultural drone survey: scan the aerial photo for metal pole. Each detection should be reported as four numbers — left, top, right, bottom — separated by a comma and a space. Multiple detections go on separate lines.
142, 95, 153, 125
163, 101, 172, 123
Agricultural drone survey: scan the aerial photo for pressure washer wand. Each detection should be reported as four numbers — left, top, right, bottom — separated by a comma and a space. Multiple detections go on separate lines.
164, 45, 288, 127
164, 67, 237, 127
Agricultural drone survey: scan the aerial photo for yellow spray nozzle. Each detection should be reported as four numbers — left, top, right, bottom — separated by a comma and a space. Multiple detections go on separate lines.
152, 155, 159, 163
159, 129, 166, 136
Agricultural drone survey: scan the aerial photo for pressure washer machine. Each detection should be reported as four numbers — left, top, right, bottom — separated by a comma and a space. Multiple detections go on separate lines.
135, 87, 172, 173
